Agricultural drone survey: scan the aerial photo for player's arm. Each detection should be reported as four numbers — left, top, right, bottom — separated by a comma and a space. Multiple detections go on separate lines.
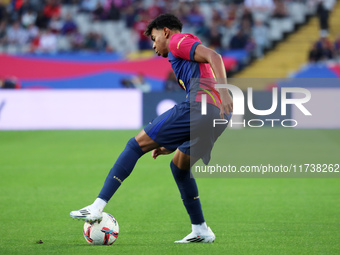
194, 44, 233, 117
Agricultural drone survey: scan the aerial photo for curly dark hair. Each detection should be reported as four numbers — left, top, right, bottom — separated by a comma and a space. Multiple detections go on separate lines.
144, 13, 183, 37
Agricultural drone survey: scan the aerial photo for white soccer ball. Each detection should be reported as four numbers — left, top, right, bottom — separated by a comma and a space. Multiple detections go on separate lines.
83, 212, 119, 245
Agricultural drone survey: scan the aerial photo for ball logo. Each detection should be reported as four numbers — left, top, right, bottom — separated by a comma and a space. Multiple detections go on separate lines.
101, 227, 119, 245
84, 225, 93, 243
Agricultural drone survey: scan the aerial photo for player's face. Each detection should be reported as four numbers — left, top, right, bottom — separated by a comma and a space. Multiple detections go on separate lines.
151, 28, 169, 58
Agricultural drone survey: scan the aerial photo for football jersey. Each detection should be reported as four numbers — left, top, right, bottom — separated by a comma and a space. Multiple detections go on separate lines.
168, 33, 221, 107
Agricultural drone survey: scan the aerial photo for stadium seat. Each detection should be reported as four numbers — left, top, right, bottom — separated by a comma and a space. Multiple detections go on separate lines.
279, 18, 295, 33
288, 2, 306, 24
269, 19, 284, 41
57, 35, 71, 51
91, 21, 102, 34
74, 13, 92, 34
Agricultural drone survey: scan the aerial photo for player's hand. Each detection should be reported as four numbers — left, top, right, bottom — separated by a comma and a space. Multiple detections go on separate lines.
152, 147, 173, 159
219, 89, 233, 118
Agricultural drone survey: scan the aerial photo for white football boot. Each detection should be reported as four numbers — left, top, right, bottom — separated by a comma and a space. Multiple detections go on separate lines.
70, 205, 103, 222
174, 227, 215, 243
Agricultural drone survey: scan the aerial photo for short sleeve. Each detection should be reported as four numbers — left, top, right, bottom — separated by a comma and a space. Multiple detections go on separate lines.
169, 34, 201, 61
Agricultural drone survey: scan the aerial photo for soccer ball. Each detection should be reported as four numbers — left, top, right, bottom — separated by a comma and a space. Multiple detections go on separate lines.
83, 212, 119, 245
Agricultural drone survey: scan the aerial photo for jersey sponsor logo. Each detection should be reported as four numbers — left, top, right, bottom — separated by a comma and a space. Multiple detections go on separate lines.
177, 35, 188, 49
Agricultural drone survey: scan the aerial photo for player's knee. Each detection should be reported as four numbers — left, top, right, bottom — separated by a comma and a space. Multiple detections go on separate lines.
134, 130, 158, 153
170, 160, 190, 180
172, 149, 191, 170
170, 160, 180, 179
126, 137, 144, 156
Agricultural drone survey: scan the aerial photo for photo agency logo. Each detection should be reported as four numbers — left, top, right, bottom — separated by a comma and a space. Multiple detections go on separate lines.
201, 84, 312, 128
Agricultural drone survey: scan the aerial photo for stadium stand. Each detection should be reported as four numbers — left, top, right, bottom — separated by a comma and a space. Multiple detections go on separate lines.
0, 0, 339, 91
235, 0, 340, 90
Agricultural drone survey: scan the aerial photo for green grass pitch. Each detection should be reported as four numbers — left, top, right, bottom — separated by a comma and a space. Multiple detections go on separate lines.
0, 128, 339, 255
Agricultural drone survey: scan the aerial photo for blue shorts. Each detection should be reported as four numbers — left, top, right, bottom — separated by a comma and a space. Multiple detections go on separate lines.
144, 101, 231, 164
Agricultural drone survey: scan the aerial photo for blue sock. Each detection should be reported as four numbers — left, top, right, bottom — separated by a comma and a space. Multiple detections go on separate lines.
98, 138, 144, 202
170, 161, 205, 224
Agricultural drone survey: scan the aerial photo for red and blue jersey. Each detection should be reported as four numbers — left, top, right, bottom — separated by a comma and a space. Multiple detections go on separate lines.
168, 33, 221, 107
144, 33, 230, 161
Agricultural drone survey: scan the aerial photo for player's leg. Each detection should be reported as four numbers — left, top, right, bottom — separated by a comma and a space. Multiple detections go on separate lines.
97, 130, 159, 201
70, 102, 184, 221
70, 130, 159, 221
171, 149, 215, 243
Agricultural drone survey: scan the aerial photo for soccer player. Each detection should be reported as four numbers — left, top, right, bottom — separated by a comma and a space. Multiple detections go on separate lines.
70, 13, 233, 243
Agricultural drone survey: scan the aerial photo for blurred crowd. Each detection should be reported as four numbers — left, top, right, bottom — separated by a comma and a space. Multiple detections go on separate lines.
1, 0, 338, 91
0, 76, 21, 88
0, 0, 322, 55
308, 35, 340, 62
307, 0, 339, 63
0, 0, 113, 53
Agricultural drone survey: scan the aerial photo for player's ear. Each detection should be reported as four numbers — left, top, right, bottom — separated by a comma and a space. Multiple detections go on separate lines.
164, 27, 170, 38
